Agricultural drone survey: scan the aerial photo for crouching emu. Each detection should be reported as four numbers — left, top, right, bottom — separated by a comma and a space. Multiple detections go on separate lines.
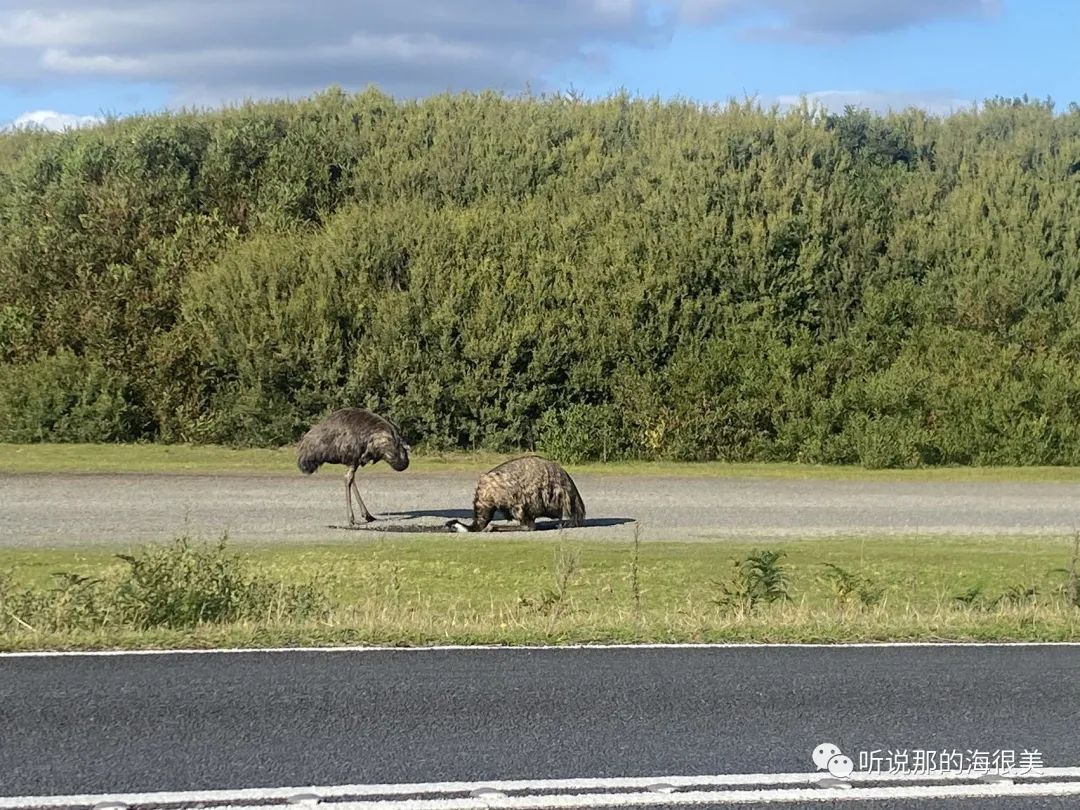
297, 408, 410, 525
448, 455, 585, 533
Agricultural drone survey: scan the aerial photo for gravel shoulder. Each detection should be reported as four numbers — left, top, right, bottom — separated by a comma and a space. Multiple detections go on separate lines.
3, 470, 1080, 547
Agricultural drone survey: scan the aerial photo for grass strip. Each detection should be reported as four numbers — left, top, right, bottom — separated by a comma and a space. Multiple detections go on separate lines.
5, 442, 1080, 481
2, 534, 1079, 651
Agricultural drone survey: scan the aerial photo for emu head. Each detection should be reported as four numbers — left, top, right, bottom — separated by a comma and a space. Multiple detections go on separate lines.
380, 434, 410, 472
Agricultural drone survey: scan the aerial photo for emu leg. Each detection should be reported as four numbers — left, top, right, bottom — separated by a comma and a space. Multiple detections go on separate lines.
344, 465, 357, 525
344, 464, 374, 525
487, 509, 535, 532
351, 479, 376, 522
472, 502, 496, 532
513, 506, 536, 532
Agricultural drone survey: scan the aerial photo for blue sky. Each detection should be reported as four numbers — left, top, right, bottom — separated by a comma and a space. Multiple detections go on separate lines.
0, 0, 1076, 130
558, 0, 1078, 112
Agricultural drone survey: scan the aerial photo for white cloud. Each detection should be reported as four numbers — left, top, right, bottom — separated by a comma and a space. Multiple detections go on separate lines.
0, 1, 676, 106
41, 47, 145, 73
670, 0, 999, 39
0, 1, 1003, 109
775, 90, 978, 116
9, 109, 105, 130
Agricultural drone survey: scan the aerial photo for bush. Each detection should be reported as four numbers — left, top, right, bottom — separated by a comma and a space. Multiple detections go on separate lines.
3, 91, 1080, 464
0, 351, 145, 442
0, 537, 327, 633
536, 403, 630, 462
113, 537, 326, 628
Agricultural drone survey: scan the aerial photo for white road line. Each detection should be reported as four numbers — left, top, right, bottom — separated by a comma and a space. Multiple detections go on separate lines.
216, 782, 1080, 808
3, 770, 1080, 809
4, 640, 1080, 658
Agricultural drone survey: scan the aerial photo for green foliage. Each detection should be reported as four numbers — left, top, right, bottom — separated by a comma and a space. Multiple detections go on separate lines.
113, 536, 326, 628
0, 351, 145, 441
537, 403, 630, 462
4, 537, 1080, 645
517, 545, 580, 619
0, 537, 327, 632
2, 90, 1080, 464
713, 549, 790, 613
821, 563, 884, 608
953, 582, 1042, 611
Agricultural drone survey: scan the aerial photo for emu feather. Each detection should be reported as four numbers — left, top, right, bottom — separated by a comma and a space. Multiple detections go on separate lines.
297, 408, 409, 525
448, 455, 585, 533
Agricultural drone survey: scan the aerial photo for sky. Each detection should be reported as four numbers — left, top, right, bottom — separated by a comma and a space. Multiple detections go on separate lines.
0, 0, 1077, 131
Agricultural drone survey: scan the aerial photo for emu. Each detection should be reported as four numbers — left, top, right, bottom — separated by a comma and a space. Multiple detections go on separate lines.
448, 455, 585, 533
297, 408, 410, 525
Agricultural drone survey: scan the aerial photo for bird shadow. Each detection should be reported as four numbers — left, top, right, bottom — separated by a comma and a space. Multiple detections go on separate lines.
532, 517, 636, 532
329, 523, 456, 533
381, 509, 473, 520
328, 516, 636, 534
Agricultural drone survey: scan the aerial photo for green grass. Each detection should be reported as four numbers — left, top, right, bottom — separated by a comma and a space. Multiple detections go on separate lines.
5, 442, 1080, 481
3, 534, 1079, 651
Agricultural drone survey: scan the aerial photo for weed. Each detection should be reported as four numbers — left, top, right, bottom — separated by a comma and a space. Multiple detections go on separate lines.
953, 582, 1039, 611
114, 535, 326, 628
713, 550, 790, 614
953, 585, 987, 608
821, 563, 884, 609
0, 536, 327, 633
1051, 533, 1080, 608
997, 584, 1039, 607
1070, 534, 1080, 608
518, 545, 580, 619
629, 524, 642, 613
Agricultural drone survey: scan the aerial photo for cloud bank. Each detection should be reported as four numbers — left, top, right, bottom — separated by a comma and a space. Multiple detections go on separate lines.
676, 0, 999, 41
0, 1, 672, 107
8, 109, 104, 131
775, 89, 978, 116
0, 0, 1000, 109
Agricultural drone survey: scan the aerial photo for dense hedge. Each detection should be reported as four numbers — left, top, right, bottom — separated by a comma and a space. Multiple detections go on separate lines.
2, 87, 1080, 465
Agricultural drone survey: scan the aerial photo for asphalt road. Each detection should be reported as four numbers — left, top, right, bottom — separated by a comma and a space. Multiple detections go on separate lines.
3, 471, 1080, 546
1, 645, 1078, 808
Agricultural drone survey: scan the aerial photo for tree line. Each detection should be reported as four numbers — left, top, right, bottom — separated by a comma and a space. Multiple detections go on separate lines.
1, 87, 1079, 466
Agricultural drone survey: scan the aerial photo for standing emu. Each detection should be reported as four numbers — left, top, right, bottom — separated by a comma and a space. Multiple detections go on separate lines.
448, 455, 585, 533
297, 408, 410, 525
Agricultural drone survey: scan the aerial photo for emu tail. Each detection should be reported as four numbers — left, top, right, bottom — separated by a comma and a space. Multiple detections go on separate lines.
564, 477, 586, 527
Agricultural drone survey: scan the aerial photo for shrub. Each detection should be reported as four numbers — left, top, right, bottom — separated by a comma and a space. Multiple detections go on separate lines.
0, 351, 145, 442
0, 537, 327, 633
3, 91, 1080, 464
713, 550, 790, 613
113, 537, 327, 628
